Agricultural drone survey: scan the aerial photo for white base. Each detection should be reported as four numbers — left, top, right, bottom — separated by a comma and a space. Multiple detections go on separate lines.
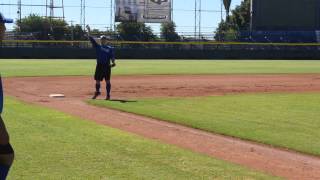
49, 94, 65, 98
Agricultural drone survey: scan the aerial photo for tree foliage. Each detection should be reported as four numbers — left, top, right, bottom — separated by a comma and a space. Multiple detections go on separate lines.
116, 22, 156, 41
16, 14, 68, 40
66, 24, 87, 40
214, 0, 250, 41
160, 22, 180, 41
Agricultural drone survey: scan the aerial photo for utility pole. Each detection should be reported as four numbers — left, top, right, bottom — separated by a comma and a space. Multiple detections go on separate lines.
220, 0, 223, 41
171, 0, 173, 22
194, 0, 197, 39
17, 0, 22, 21
110, 0, 113, 31
80, 0, 86, 30
199, 0, 201, 39
46, 0, 48, 18
80, 0, 83, 27
50, 0, 54, 18
44, 0, 65, 33
17, 0, 22, 31
62, 0, 65, 19
221, 0, 223, 22
70, 20, 75, 41
45, 0, 65, 20
250, 0, 253, 32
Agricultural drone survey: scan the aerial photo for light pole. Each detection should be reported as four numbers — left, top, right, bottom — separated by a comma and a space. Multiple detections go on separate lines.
171, 0, 174, 22
110, 0, 113, 31
199, 0, 201, 39
70, 20, 74, 41
250, 0, 253, 32
221, 0, 223, 23
194, 0, 197, 39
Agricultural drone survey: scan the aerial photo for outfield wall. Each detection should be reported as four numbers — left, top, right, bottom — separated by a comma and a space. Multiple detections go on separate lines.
252, 0, 320, 31
1, 47, 320, 59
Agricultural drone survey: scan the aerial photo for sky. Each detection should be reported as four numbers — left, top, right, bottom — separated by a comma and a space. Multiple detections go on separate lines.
0, 0, 242, 37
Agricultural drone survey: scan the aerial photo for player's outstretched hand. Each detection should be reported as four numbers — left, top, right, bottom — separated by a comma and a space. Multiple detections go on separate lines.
111, 63, 116, 68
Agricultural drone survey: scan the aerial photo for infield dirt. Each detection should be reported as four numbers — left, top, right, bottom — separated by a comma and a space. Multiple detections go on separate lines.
4, 74, 320, 179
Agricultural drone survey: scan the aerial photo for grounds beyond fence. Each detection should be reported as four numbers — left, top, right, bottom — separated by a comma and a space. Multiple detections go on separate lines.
2, 40, 320, 49
1, 44, 320, 60
2, 40, 320, 59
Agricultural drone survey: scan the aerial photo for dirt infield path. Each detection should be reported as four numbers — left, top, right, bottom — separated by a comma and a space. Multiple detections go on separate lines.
4, 75, 320, 179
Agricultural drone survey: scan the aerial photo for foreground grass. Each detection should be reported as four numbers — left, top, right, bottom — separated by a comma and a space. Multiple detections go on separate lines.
2, 98, 274, 179
89, 93, 320, 156
1, 59, 320, 77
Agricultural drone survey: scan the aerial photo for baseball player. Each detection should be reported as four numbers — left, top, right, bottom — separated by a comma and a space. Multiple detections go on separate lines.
0, 13, 14, 180
88, 31, 116, 100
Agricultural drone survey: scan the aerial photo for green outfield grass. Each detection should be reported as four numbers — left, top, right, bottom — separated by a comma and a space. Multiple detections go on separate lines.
89, 93, 320, 156
2, 97, 275, 179
1, 59, 320, 77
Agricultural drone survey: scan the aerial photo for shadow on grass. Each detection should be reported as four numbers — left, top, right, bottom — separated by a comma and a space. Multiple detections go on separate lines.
109, 99, 138, 103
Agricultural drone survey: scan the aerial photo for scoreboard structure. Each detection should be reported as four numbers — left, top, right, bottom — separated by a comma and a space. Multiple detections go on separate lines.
252, 0, 320, 31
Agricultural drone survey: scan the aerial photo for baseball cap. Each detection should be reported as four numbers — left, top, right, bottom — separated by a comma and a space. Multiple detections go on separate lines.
0, 13, 13, 24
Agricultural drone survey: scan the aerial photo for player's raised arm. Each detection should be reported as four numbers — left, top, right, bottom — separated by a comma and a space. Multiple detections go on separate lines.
89, 36, 99, 48
86, 25, 99, 48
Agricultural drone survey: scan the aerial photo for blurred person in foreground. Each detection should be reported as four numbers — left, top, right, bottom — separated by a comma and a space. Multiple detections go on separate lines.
0, 12, 14, 180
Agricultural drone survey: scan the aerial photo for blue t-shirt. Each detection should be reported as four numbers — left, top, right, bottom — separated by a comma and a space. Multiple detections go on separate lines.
0, 76, 3, 114
89, 36, 115, 65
